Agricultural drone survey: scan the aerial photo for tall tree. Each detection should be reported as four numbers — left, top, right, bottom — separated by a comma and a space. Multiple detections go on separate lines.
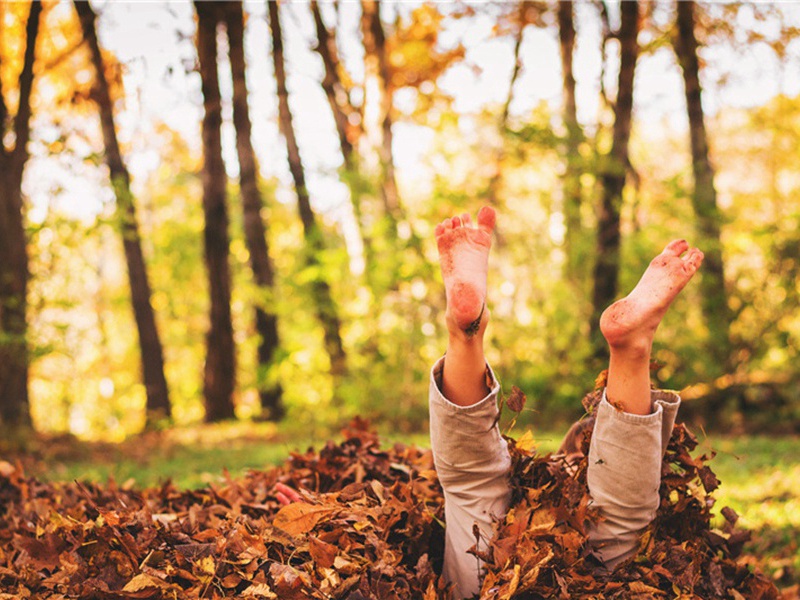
360, 0, 402, 231
223, 2, 284, 420
590, 0, 640, 359
0, 1, 41, 428
310, 1, 362, 167
195, 1, 236, 421
485, 2, 526, 213
673, 0, 732, 374
309, 1, 373, 276
74, 0, 171, 426
558, 1, 586, 281
268, 0, 347, 378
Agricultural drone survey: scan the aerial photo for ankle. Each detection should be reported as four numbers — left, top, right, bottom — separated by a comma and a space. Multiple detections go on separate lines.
448, 331, 484, 351
606, 336, 652, 360
446, 306, 490, 341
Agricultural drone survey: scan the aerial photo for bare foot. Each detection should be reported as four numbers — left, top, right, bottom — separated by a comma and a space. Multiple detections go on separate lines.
600, 239, 704, 352
435, 206, 496, 334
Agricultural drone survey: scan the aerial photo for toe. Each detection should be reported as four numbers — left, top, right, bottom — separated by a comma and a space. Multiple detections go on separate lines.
443, 218, 454, 231
435, 223, 445, 237
477, 206, 496, 233
683, 248, 704, 271
451, 216, 462, 228
461, 212, 471, 226
663, 239, 689, 256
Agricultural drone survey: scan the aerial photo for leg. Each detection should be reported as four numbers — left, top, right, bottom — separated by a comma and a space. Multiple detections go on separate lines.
435, 207, 496, 407
600, 240, 704, 414
588, 240, 703, 568
430, 206, 511, 598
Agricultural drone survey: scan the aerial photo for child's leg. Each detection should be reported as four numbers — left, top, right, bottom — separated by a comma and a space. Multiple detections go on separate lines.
435, 206, 496, 406
600, 239, 704, 414
430, 207, 511, 598
588, 240, 703, 568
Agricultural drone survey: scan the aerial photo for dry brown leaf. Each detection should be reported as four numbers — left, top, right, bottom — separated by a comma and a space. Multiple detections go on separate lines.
0, 415, 782, 599
241, 582, 278, 599
507, 386, 527, 413
628, 580, 666, 595
309, 536, 338, 568
273, 502, 337, 536
122, 573, 171, 592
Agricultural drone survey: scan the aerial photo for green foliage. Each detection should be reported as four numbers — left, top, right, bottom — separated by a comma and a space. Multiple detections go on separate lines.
18, 34, 800, 439
703, 434, 800, 584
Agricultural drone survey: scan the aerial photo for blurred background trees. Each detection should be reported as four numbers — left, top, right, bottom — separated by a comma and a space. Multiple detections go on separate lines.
1, 0, 799, 439
0, 0, 41, 430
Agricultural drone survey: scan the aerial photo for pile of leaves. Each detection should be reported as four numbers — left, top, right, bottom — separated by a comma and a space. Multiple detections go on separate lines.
478, 388, 780, 599
0, 418, 448, 599
0, 407, 782, 599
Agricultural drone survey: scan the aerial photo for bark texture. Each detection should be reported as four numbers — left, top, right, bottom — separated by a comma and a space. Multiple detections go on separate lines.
0, 1, 41, 428
360, 0, 401, 226
223, 2, 284, 420
74, 0, 171, 425
310, 1, 373, 274
310, 1, 361, 164
195, 1, 236, 421
590, 0, 640, 360
674, 0, 732, 373
269, 0, 347, 378
558, 0, 585, 281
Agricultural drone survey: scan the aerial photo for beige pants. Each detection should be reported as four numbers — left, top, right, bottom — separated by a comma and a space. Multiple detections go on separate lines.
428, 357, 680, 599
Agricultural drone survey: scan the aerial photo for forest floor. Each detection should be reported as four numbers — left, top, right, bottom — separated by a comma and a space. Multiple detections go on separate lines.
3, 420, 799, 595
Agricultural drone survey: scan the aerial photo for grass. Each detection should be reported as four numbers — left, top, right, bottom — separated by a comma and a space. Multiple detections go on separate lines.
21, 422, 565, 490
695, 433, 800, 588
9, 421, 799, 591
21, 420, 330, 490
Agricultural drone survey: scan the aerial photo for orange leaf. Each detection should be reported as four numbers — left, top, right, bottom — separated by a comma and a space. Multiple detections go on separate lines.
273, 502, 336, 536
309, 536, 337, 568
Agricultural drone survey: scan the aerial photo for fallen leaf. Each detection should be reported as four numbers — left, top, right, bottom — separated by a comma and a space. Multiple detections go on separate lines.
273, 502, 336, 536
507, 386, 527, 413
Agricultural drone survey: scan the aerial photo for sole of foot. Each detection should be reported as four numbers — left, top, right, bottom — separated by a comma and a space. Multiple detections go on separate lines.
435, 206, 496, 333
600, 239, 704, 351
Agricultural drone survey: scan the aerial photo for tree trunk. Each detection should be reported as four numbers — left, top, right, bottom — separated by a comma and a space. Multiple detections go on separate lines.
310, 1, 373, 277
74, 0, 171, 426
558, 1, 585, 281
310, 1, 360, 164
0, 180, 31, 429
485, 4, 525, 213
674, 0, 732, 374
195, 1, 236, 421
268, 0, 347, 379
360, 0, 401, 228
359, 0, 427, 289
0, 1, 41, 429
590, 0, 640, 360
223, 2, 284, 420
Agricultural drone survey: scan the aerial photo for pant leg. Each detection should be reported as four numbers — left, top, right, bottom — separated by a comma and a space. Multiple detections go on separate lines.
429, 357, 512, 599
587, 389, 681, 568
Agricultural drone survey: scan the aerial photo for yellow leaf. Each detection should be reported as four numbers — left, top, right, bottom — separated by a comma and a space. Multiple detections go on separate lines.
241, 583, 277, 599
198, 555, 216, 575
628, 581, 665, 595
516, 430, 536, 452
529, 508, 556, 533
122, 573, 169, 592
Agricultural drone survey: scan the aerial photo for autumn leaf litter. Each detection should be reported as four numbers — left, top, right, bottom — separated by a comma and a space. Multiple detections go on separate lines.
0, 397, 781, 599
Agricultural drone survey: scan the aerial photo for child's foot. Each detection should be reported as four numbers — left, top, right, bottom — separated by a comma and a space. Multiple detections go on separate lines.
600, 240, 704, 352
435, 206, 496, 334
